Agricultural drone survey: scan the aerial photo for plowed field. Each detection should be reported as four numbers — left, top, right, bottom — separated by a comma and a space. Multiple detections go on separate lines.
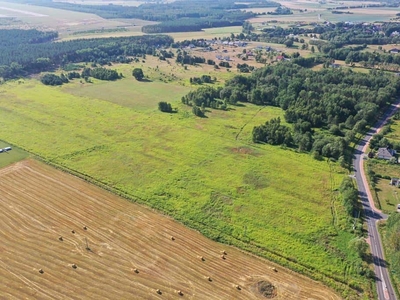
0, 160, 341, 300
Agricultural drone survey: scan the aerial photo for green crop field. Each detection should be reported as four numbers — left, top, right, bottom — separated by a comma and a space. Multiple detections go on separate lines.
168, 26, 243, 42
0, 70, 371, 296
247, 0, 395, 25
0, 1, 131, 36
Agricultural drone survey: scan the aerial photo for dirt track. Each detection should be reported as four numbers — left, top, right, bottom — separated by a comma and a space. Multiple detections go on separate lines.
0, 160, 341, 299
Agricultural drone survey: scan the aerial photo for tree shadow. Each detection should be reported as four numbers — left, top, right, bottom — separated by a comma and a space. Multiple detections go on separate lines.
139, 78, 153, 83
366, 253, 389, 269
232, 103, 246, 107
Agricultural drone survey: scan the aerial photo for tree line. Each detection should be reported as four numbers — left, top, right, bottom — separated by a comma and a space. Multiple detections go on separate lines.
41, 67, 121, 86
0, 30, 172, 79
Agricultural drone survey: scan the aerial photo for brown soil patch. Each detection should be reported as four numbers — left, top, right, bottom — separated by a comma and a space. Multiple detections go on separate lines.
0, 159, 342, 299
257, 280, 277, 298
231, 146, 258, 155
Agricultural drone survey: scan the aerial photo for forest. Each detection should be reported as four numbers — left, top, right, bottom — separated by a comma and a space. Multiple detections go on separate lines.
0, 29, 172, 79
319, 22, 400, 46
9, 0, 277, 33
182, 63, 400, 160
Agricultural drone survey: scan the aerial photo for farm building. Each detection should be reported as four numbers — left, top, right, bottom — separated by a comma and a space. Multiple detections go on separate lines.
390, 48, 399, 54
377, 147, 396, 160
390, 178, 400, 187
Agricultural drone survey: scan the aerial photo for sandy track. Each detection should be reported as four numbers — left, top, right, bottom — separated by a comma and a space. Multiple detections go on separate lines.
0, 7, 47, 17
0, 160, 341, 299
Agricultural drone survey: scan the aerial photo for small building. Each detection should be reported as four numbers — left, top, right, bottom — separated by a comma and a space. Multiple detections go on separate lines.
390, 178, 400, 187
377, 147, 396, 160
331, 63, 341, 68
390, 48, 399, 54
276, 55, 285, 61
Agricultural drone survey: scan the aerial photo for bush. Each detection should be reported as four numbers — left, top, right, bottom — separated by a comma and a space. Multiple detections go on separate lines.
41, 73, 68, 86
132, 68, 144, 81
158, 101, 173, 113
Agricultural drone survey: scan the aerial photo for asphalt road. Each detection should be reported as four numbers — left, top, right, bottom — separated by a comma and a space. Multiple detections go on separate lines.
353, 100, 400, 300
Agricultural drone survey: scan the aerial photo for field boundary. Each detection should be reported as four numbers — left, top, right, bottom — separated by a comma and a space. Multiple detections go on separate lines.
0, 138, 360, 297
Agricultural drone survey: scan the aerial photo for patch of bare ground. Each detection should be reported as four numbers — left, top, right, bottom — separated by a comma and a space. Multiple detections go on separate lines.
0, 159, 342, 299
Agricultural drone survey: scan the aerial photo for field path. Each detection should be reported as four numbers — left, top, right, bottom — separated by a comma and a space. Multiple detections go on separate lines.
0, 160, 341, 299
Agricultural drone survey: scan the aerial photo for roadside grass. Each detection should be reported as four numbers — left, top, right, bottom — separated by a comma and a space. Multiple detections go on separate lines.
0, 77, 370, 293
0, 140, 28, 168
379, 222, 400, 299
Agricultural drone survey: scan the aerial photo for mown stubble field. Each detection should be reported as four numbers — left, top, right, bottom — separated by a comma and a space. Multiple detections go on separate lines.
0, 160, 341, 299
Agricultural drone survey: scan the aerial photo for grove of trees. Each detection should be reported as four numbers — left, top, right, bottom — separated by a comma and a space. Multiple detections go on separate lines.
181, 62, 400, 159
0, 30, 172, 79
158, 102, 173, 113
132, 68, 144, 81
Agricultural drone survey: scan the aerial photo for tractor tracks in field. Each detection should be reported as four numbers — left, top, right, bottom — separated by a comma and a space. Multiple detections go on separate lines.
235, 106, 266, 141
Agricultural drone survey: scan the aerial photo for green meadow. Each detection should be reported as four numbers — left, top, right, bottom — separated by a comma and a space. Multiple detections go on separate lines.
0, 140, 28, 168
0, 71, 369, 295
